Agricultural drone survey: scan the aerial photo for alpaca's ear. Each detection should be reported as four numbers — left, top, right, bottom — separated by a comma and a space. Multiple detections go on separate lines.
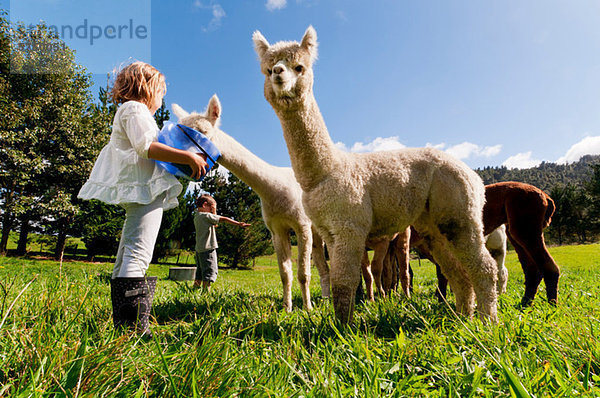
206, 94, 221, 126
171, 103, 190, 120
253, 30, 270, 59
301, 25, 318, 62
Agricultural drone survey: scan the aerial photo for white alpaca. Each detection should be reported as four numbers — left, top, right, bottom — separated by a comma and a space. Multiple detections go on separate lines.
171, 97, 330, 312
253, 26, 498, 323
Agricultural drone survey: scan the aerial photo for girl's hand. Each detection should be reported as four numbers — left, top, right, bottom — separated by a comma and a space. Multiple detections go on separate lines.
189, 152, 208, 179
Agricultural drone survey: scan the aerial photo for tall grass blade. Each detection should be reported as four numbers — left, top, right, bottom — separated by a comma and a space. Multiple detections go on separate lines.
0, 275, 37, 330
500, 359, 532, 398
60, 327, 88, 392
152, 332, 180, 398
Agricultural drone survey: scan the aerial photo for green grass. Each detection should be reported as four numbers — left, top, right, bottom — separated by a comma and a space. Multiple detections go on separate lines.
0, 244, 599, 396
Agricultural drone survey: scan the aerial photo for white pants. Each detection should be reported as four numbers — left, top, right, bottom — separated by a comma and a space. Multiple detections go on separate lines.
112, 193, 165, 279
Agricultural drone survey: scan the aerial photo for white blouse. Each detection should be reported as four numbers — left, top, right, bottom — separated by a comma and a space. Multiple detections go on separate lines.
78, 101, 182, 210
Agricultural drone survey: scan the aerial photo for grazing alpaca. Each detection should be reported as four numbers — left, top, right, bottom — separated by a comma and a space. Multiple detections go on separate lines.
483, 182, 558, 305
253, 26, 498, 323
413, 181, 557, 306
172, 97, 331, 311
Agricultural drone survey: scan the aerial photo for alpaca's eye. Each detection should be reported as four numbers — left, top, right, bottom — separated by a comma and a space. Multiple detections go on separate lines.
267, 69, 272, 75
295, 65, 304, 73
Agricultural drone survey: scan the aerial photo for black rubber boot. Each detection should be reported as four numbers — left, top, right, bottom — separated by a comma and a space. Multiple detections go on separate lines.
110, 277, 157, 337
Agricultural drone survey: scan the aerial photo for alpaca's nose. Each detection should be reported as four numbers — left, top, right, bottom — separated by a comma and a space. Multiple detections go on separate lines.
273, 65, 285, 74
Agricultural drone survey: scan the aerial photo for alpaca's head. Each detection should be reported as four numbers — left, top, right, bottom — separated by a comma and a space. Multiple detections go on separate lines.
172, 95, 222, 141
253, 26, 318, 110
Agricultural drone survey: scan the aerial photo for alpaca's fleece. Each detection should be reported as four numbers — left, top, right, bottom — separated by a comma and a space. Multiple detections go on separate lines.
172, 96, 331, 311
254, 26, 499, 323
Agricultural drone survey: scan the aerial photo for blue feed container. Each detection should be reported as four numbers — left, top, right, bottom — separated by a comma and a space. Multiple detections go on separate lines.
156, 121, 221, 182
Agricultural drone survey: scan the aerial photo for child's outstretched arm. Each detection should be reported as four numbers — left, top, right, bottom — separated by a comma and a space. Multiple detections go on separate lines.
218, 216, 251, 228
148, 142, 208, 179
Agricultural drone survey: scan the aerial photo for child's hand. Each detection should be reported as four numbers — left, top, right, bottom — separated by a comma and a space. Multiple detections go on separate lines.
238, 222, 251, 228
189, 153, 208, 179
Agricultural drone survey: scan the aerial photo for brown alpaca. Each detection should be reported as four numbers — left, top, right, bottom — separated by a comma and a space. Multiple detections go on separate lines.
413, 181, 559, 306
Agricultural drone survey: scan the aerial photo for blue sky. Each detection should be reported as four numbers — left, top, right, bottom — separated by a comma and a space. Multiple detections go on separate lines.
5, 0, 600, 170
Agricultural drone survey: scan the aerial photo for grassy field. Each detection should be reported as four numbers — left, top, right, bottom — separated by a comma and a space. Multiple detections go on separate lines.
0, 243, 599, 397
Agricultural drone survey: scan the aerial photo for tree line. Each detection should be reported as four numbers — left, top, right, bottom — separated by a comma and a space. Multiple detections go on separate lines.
1, 15, 598, 266
476, 157, 600, 245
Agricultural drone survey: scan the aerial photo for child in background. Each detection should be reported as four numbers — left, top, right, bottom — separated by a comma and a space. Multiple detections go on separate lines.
78, 61, 208, 335
194, 194, 251, 291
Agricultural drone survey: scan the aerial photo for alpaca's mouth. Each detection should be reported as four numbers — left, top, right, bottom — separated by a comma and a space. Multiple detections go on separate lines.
272, 81, 295, 98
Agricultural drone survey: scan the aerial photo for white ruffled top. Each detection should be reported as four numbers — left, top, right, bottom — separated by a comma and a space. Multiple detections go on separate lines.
78, 101, 182, 210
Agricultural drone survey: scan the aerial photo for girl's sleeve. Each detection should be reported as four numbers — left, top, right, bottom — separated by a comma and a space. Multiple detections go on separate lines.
122, 102, 159, 159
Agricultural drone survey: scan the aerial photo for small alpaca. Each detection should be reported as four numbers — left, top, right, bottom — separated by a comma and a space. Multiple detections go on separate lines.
172, 96, 331, 312
253, 26, 499, 323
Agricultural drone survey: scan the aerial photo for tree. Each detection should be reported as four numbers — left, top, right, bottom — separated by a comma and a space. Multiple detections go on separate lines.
0, 16, 105, 259
585, 163, 600, 236
77, 199, 124, 261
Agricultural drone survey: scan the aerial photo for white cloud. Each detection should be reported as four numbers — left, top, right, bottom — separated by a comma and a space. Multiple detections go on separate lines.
266, 0, 287, 11
502, 151, 542, 169
443, 142, 502, 160
336, 136, 406, 153
556, 136, 600, 164
336, 137, 502, 162
193, 1, 226, 31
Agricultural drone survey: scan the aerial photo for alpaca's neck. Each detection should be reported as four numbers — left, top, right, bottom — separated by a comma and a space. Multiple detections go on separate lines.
275, 94, 340, 190
211, 129, 283, 198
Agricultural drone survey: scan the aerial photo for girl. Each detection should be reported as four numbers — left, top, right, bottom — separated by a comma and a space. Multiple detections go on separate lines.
78, 61, 207, 335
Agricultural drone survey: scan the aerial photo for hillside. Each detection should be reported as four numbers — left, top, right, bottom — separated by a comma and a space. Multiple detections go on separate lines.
475, 155, 600, 191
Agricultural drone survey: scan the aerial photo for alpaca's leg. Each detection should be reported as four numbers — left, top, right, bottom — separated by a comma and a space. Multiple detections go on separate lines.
330, 233, 367, 324
361, 250, 375, 301
272, 231, 294, 312
507, 235, 542, 306
509, 231, 559, 305
429, 240, 475, 316
371, 240, 390, 298
312, 232, 330, 298
450, 230, 498, 321
431, 222, 498, 321
396, 228, 412, 297
435, 264, 448, 302
296, 226, 313, 310
506, 203, 560, 304
382, 252, 392, 293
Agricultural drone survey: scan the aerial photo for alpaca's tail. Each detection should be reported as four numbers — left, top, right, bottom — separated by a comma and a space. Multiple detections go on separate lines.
543, 195, 556, 229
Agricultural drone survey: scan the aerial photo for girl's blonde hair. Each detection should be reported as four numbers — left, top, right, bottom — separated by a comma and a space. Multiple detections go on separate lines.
110, 61, 166, 109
